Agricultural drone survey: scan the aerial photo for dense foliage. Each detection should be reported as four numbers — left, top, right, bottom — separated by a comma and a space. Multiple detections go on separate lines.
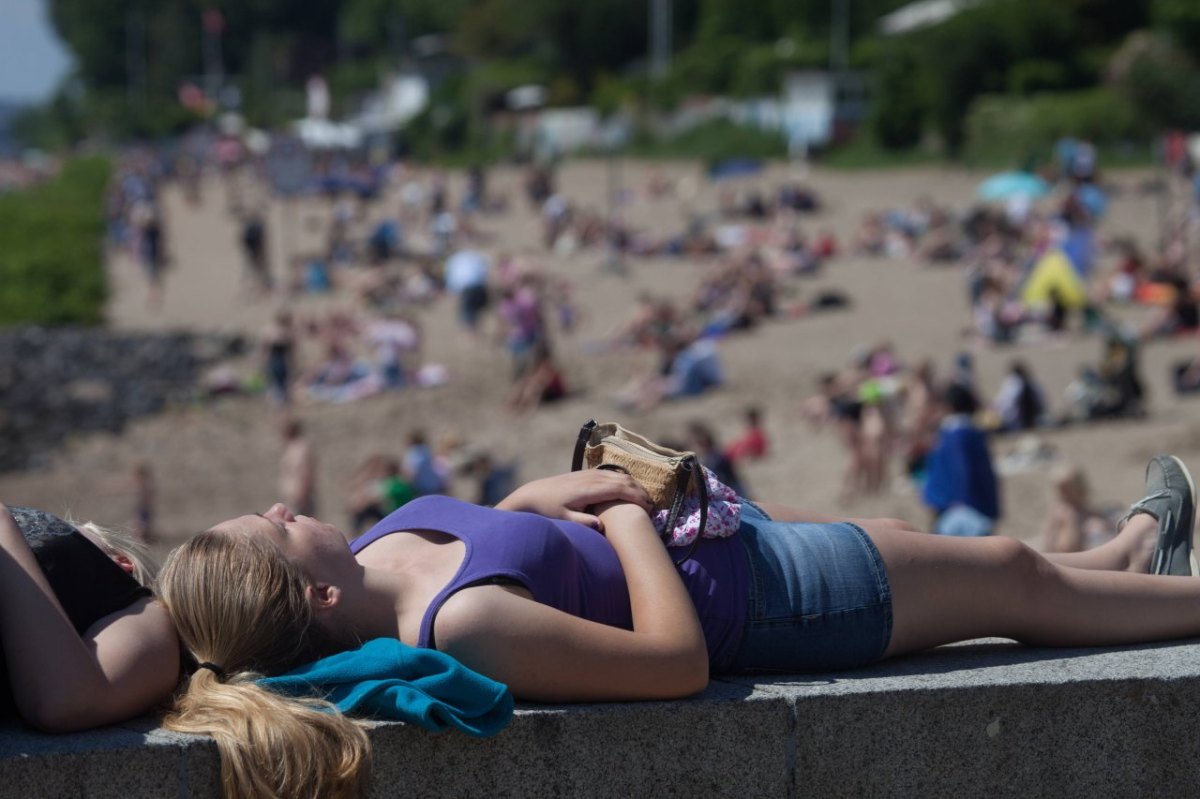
0, 157, 110, 326
21, 0, 1200, 159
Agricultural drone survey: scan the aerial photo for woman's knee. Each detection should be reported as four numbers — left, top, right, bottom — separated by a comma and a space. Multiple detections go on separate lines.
986, 535, 1045, 573
985, 536, 1059, 613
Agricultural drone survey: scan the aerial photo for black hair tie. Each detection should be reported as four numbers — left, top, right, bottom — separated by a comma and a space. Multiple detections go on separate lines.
196, 662, 227, 680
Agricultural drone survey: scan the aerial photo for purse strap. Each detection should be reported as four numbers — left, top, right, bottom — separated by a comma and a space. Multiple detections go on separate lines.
571, 419, 598, 472
665, 455, 708, 566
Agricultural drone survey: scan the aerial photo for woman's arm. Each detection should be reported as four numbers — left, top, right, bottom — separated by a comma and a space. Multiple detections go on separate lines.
434, 502, 708, 702
495, 471, 652, 530
0, 503, 179, 731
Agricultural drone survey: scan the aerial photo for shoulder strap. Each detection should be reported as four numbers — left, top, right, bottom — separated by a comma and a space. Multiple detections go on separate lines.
666, 456, 707, 566
571, 419, 598, 472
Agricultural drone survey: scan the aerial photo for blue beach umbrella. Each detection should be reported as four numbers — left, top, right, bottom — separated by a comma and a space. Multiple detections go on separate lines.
977, 171, 1051, 202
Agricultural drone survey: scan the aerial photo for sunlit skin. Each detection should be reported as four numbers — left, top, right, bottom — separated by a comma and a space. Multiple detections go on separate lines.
214, 503, 350, 567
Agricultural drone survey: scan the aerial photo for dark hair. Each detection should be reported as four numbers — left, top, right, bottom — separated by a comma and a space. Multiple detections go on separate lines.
942, 383, 980, 416
686, 421, 717, 451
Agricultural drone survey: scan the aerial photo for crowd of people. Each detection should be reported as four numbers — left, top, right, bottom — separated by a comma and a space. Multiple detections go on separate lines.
797, 334, 1149, 541
105, 128, 1200, 552
126, 139, 868, 538
91, 124, 1200, 563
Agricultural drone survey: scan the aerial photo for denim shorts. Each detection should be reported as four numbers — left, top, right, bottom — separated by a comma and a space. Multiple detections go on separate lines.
725, 501, 893, 674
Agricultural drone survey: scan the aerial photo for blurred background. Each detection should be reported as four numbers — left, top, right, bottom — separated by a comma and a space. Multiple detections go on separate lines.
2, 0, 1200, 557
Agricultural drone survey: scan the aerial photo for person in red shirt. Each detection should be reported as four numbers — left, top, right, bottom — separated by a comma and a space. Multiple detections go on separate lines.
725, 406, 769, 464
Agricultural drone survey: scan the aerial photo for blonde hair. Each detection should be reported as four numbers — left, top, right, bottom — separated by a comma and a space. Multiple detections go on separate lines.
72, 519, 159, 590
159, 531, 371, 799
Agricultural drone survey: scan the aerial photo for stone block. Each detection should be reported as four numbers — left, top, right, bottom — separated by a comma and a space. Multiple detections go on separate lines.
3, 639, 1200, 797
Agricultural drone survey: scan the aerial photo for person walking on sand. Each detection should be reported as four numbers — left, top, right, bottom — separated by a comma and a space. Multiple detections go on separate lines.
278, 419, 317, 517
239, 208, 271, 296
131, 461, 156, 545
133, 201, 167, 310
260, 309, 297, 406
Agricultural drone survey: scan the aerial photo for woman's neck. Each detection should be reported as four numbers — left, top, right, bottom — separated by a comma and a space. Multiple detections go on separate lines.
339, 566, 409, 642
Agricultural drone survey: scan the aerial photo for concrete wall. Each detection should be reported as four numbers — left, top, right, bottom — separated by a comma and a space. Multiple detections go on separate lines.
3, 638, 1199, 798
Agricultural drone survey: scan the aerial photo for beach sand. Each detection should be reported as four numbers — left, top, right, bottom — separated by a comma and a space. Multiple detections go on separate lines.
3, 159, 1199, 556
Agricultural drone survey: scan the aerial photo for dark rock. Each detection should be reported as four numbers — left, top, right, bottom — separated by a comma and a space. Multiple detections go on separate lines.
0, 326, 240, 472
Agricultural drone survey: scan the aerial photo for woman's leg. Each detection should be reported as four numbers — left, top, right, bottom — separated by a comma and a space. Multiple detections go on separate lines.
1040, 513, 1157, 573
759, 502, 1157, 574
863, 516, 1200, 659
755, 502, 923, 532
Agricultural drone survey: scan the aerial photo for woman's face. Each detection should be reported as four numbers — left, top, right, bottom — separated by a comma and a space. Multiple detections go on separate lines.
212, 504, 351, 578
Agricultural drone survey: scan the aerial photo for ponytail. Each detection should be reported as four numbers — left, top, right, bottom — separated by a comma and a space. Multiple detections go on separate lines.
160, 531, 371, 798
165, 669, 369, 799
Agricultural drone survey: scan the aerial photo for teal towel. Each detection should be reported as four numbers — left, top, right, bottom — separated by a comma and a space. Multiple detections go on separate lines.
260, 638, 513, 737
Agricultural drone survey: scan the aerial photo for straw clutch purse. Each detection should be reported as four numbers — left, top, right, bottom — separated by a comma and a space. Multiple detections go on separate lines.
571, 419, 708, 562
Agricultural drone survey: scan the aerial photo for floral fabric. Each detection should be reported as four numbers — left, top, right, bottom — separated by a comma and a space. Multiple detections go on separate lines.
653, 467, 742, 547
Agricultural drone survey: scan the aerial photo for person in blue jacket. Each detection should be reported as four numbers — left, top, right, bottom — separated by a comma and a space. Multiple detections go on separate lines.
922, 384, 1000, 536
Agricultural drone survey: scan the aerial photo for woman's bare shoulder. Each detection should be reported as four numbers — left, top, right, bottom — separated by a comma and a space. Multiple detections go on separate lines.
435, 584, 535, 639
85, 596, 178, 649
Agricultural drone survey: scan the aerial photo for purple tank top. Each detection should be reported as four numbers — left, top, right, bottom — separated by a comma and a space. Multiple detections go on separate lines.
351, 496, 748, 669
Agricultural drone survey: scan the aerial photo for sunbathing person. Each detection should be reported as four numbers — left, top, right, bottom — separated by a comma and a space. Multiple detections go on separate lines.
159, 456, 1200, 798
0, 504, 179, 731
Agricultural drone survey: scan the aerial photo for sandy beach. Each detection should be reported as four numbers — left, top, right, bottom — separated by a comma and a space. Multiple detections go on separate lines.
3, 159, 1198, 555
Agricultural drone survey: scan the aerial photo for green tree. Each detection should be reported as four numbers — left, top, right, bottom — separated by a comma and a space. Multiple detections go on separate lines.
1109, 31, 1200, 130
916, 0, 1090, 153
1154, 0, 1200, 58
869, 45, 926, 150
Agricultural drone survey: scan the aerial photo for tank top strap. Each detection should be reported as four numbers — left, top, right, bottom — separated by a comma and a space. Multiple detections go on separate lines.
350, 496, 534, 649
351, 495, 451, 553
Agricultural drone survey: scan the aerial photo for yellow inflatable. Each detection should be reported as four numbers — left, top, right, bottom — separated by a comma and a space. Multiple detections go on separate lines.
1021, 250, 1088, 309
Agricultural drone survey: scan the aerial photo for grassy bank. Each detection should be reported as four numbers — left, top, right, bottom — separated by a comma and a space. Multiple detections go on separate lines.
0, 156, 110, 326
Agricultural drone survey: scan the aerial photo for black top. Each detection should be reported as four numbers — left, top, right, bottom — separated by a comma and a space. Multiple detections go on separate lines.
0, 507, 151, 716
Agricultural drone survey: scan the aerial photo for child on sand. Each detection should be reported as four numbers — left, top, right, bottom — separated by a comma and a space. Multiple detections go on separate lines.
1040, 463, 1117, 554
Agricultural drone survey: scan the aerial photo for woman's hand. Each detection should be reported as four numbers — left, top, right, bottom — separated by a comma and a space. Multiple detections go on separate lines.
495, 471, 653, 531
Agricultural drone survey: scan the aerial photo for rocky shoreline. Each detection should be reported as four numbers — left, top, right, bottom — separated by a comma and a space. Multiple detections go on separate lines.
0, 327, 243, 471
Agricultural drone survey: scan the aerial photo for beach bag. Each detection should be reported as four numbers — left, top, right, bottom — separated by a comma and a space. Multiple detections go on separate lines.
571, 420, 741, 562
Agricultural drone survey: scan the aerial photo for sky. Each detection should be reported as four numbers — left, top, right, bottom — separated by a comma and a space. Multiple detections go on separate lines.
0, 0, 73, 104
